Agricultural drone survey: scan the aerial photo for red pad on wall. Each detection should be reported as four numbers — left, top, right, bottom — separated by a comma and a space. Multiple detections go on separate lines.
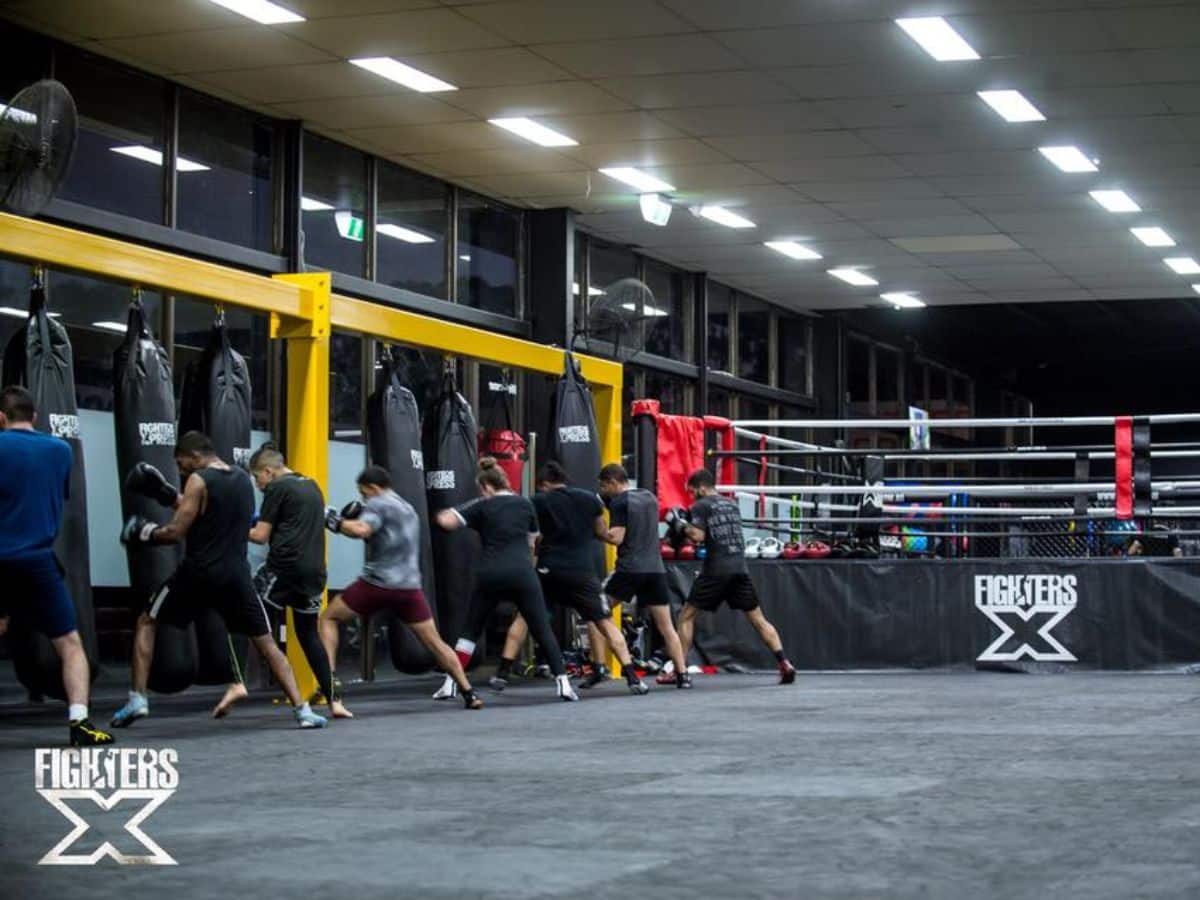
1114, 415, 1133, 520
655, 412, 706, 516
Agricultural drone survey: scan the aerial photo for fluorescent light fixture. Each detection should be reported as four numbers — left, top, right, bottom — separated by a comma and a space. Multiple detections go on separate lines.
1090, 190, 1140, 213
1192, 284, 1200, 296
92, 321, 128, 333
488, 117, 576, 147
0, 306, 59, 319
459, 255, 471, 261
639, 193, 672, 227
349, 57, 456, 93
334, 211, 364, 242
1038, 145, 1098, 173
764, 240, 822, 261
896, 17, 979, 61
881, 292, 926, 309
0, 103, 37, 125
598, 167, 675, 193
111, 145, 209, 172
572, 283, 606, 296
301, 196, 333, 212
696, 205, 755, 229
206, 0, 303, 24
1130, 226, 1175, 248
977, 90, 1044, 123
1165, 257, 1200, 275
622, 302, 669, 317
828, 268, 879, 287
377, 223, 435, 244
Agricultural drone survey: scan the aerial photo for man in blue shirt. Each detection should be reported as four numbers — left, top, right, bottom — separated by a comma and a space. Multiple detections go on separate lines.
0, 385, 113, 746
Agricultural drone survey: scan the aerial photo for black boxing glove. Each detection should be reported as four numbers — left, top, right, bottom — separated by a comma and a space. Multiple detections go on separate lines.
120, 515, 158, 545
340, 500, 364, 521
663, 506, 691, 541
125, 462, 179, 508
324, 506, 344, 534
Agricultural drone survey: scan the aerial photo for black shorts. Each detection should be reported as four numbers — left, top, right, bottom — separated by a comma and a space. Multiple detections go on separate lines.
686, 573, 759, 612
149, 566, 270, 638
538, 570, 609, 622
253, 563, 323, 615
603, 570, 672, 607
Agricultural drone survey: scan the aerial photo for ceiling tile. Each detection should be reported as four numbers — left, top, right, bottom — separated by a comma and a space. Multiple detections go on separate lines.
531, 111, 683, 144
440, 80, 631, 118
713, 21, 906, 68
752, 155, 914, 182
187, 61, 406, 104
562, 138, 731, 169
344, 120, 504, 154
271, 93, 470, 128
792, 179, 945, 203
702, 131, 877, 162
955, 10, 1116, 56
868, 214, 1001, 239
392, 46, 576, 88
658, 0, 889, 29
654, 103, 839, 137
455, 170, 594, 199
832, 198, 977, 221
1094, 6, 1200, 49
596, 71, 796, 110
99, 27, 334, 74
406, 146, 583, 176
534, 33, 744, 78
455, 0, 694, 43
290, 0, 440, 15
0, 0, 246, 39
285, 7, 509, 57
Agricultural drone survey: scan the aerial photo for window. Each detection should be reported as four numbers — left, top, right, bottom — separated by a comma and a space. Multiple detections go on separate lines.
588, 241, 636, 297
776, 315, 809, 395
176, 91, 276, 251
643, 261, 687, 360
330, 332, 363, 442
56, 48, 168, 223
376, 161, 448, 298
0, 20, 48, 99
877, 346, 901, 413
572, 232, 586, 329
173, 298, 271, 432
622, 366, 640, 470
737, 295, 770, 383
847, 338, 871, 410
302, 133, 367, 278
707, 282, 732, 373
643, 369, 692, 417
457, 192, 519, 317
708, 387, 732, 419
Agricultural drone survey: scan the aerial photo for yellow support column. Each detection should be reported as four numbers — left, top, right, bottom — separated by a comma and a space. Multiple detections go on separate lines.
592, 379, 623, 676
272, 273, 332, 700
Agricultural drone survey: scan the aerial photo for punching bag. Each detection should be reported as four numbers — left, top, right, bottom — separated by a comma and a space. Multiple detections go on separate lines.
1, 277, 99, 700
177, 316, 250, 684
549, 352, 605, 577
367, 352, 436, 673
478, 371, 526, 492
423, 368, 480, 648
113, 299, 196, 693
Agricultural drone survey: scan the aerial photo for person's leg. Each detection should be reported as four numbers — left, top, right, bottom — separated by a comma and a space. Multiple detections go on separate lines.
130, 612, 157, 695
492, 613, 527, 688
594, 616, 649, 695
51, 630, 89, 710
587, 621, 609, 667
317, 595, 357, 717
112, 577, 168, 727
654, 604, 691, 677
513, 577, 576, 701
744, 606, 796, 684
291, 608, 348, 718
434, 586, 497, 699
408, 619, 482, 709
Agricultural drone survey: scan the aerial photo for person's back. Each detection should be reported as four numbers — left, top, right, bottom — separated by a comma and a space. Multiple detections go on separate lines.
690, 494, 747, 575
361, 489, 422, 589
610, 487, 664, 574
461, 493, 538, 576
184, 466, 254, 575
0, 429, 71, 560
534, 485, 602, 572
261, 472, 327, 594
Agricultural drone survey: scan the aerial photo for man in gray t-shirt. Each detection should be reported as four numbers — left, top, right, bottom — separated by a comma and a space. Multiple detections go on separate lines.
359, 491, 422, 589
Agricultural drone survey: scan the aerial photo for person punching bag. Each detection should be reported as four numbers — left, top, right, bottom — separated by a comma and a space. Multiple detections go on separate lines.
113, 298, 196, 693
177, 313, 250, 684
549, 352, 605, 577
423, 365, 480, 649
367, 350, 436, 674
0, 273, 99, 700
478, 371, 526, 492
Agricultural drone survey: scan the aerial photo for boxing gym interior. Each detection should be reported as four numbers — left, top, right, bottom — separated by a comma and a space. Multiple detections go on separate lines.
1, 2, 1198, 898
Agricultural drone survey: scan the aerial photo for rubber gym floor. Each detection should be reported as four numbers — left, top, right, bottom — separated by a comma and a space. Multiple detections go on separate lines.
1, 669, 1197, 900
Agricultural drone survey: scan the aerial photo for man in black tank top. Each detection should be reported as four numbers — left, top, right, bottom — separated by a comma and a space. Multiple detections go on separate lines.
111, 431, 326, 729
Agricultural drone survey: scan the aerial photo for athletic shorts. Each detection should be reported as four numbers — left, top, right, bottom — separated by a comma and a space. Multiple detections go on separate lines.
603, 570, 672, 607
0, 552, 77, 639
537, 569, 609, 622
686, 573, 759, 612
252, 563, 323, 615
149, 566, 270, 638
341, 579, 432, 624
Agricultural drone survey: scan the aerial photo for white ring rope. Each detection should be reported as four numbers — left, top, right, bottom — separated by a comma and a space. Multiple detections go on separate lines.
730, 413, 1200, 430
718, 481, 1200, 497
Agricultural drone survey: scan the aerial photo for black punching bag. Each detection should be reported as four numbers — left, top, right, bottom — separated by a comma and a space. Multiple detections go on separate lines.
367, 353, 436, 673
113, 299, 196, 693
423, 368, 480, 647
178, 316, 250, 684
1, 278, 99, 700
549, 352, 605, 577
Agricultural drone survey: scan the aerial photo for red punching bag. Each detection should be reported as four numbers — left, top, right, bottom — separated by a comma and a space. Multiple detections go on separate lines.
477, 371, 526, 490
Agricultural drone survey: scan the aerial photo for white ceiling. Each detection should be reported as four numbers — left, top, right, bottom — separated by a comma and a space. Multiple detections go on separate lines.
5, 0, 1200, 311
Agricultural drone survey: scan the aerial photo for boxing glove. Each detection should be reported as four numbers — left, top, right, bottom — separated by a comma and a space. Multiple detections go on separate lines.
677, 542, 697, 560
340, 500, 364, 520
120, 515, 158, 544
125, 462, 179, 508
660, 540, 676, 560
663, 507, 690, 541
324, 506, 344, 534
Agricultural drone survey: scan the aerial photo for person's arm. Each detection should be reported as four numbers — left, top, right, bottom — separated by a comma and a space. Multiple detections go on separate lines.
436, 508, 466, 532
248, 520, 273, 545
597, 494, 627, 545
596, 516, 625, 546
340, 518, 374, 540
152, 473, 205, 544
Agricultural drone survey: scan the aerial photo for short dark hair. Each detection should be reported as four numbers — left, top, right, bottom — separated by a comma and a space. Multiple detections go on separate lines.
538, 460, 567, 484
176, 431, 215, 456
0, 385, 35, 423
249, 441, 285, 472
686, 468, 715, 490
598, 463, 628, 484
357, 464, 391, 488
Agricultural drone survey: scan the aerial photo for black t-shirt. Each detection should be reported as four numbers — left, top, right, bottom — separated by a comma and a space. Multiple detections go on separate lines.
183, 466, 254, 578
1137, 527, 1180, 558
456, 492, 539, 576
259, 472, 327, 595
609, 488, 664, 574
690, 494, 747, 575
533, 486, 603, 573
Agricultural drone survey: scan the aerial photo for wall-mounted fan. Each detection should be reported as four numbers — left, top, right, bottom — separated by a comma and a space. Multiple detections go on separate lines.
0, 79, 77, 216
572, 277, 664, 362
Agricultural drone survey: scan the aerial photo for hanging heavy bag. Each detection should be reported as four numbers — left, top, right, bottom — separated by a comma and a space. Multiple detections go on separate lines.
177, 317, 251, 684
423, 368, 481, 650
548, 352, 605, 578
113, 299, 196, 694
478, 372, 526, 492
0, 278, 99, 700
367, 354, 436, 674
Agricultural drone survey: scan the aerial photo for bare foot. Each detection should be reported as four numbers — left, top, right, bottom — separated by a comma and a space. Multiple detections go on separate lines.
212, 683, 249, 718
330, 700, 354, 719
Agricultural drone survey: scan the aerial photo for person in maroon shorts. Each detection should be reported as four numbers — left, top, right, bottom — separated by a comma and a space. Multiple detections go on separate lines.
319, 464, 483, 712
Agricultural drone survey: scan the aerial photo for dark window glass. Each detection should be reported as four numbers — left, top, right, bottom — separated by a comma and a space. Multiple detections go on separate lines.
376, 161, 448, 298
302, 132, 367, 277
736, 396, 772, 460
0, 21, 49, 98
572, 232, 586, 330
953, 375, 971, 413
622, 366, 640, 471
331, 333, 363, 443
643, 262, 687, 360
457, 193, 519, 317
588, 241, 636, 295
477, 363, 521, 435
776, 315, 809, 395
177, 91, 275, 252
643, 369, 691, 416
56, 49, 167, 223
737, 295, 770, 383
708, 387, 731, 418
173, 299, 270, 432
847, 339, 870, 405
877, 346, 900, 408
708, 282, 732, 373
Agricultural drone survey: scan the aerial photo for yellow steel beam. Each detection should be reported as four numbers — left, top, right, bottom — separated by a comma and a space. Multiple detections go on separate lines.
0, 212, 306, 320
